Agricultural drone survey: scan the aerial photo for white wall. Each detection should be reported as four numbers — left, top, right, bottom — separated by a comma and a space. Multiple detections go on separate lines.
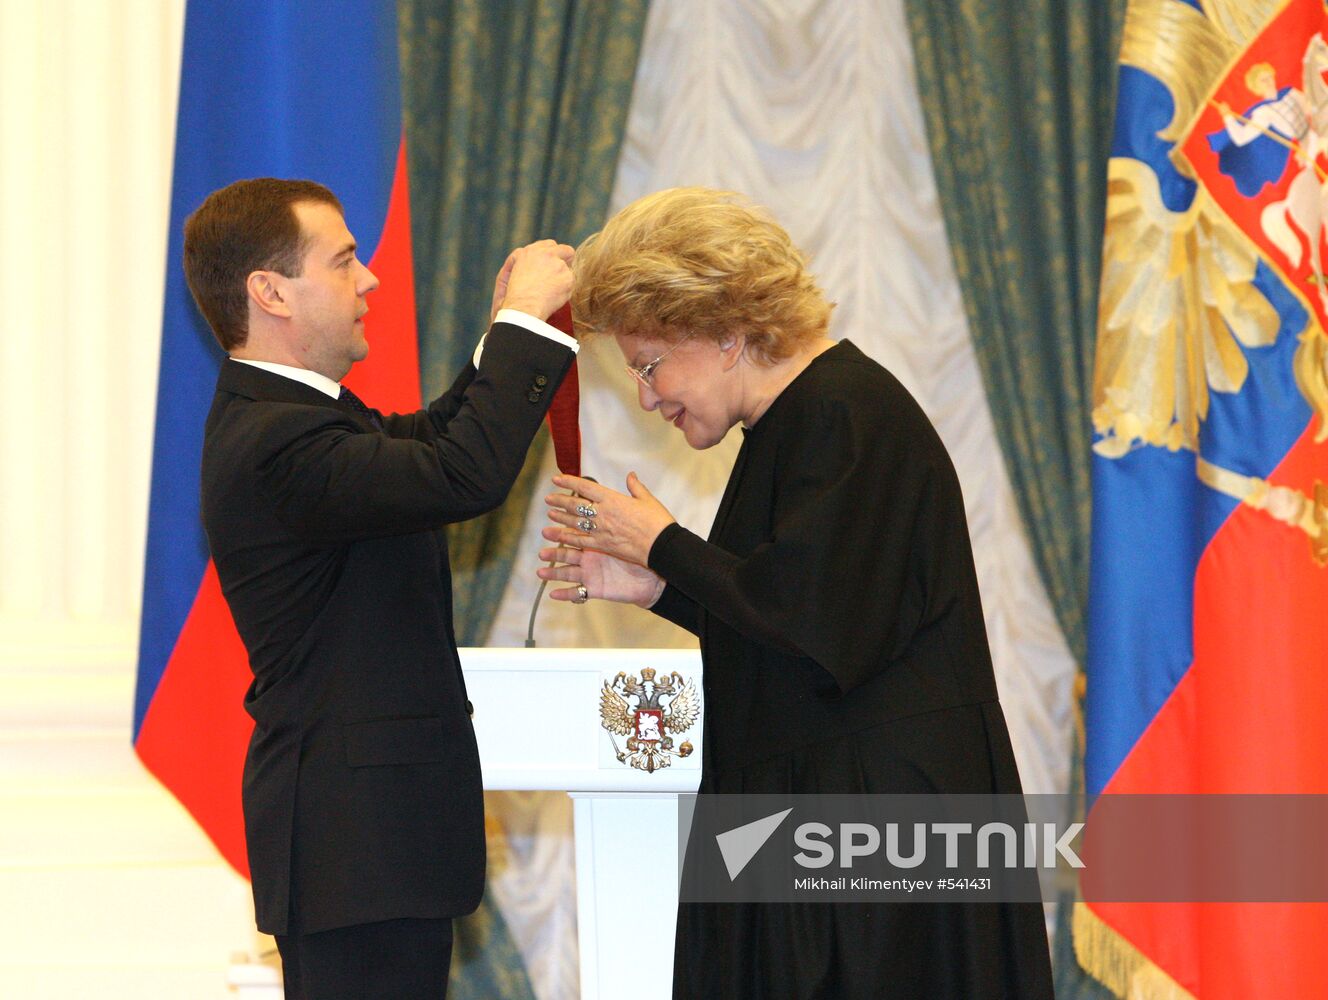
0, 5, 272, 998
0, 0, 180, 655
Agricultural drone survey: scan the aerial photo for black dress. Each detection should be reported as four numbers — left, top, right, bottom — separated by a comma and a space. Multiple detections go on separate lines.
647, 341, 1053, 999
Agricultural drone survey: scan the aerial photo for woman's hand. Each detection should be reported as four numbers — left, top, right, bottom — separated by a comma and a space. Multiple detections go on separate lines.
536, 543, 665, 607
543, 473, 676, 567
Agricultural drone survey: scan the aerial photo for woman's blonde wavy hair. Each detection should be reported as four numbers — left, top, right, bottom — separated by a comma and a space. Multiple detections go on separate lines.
571, 187, 833, 365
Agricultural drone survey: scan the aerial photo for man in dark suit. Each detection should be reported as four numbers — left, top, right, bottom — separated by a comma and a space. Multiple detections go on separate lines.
184, 178, 576, 999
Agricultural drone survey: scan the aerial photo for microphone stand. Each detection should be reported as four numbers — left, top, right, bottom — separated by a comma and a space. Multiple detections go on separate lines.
525, 477, 596, 647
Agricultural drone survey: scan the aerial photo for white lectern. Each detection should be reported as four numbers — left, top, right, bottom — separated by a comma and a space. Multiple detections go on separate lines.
465, 647, 703, 1000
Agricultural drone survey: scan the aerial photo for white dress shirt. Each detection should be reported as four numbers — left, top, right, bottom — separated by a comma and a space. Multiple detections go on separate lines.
481, 308, 578, 366
231, 359, 342, 398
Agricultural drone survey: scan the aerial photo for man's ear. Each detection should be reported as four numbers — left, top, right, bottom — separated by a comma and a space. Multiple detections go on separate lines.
246, 270, 292, 320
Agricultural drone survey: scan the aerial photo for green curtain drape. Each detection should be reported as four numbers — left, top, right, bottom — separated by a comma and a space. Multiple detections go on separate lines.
396, 2, 650, 995
901, 3, 1126, 996
901, 0, 1125, 669
399, 0, 650, 648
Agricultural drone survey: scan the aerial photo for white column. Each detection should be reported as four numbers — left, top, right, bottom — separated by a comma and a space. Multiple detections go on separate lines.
572, 793, 683, 1000
0, 0, 184, 660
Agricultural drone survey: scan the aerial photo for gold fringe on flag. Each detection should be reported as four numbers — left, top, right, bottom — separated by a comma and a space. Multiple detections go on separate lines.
1073, 901, 1195, 1000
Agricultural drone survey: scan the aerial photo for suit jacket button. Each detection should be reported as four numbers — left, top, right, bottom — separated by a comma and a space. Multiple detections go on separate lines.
534, 374, 548, 387
466, 700, 474, 717
527, 390, 542, 403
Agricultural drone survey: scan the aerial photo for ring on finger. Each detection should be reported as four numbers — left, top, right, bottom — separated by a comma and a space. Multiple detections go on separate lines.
575, 503, 596, 518
572, 585, 589, 604
577, 518, 596, 532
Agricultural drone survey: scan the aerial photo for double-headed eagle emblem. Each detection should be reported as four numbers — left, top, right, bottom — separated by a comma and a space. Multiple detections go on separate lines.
1098, 0, 1328, 564
600, 668, 700, 773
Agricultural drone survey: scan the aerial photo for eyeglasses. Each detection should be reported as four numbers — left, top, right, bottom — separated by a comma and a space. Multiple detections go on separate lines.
625, 334, 694, 389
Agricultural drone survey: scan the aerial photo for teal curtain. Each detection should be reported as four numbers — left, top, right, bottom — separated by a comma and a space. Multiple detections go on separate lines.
397, 2, 651, 994
399, 0, 651, 647
442, 883, 539, 1000
901, 2, 1126, 996
902, 0, 1125, 668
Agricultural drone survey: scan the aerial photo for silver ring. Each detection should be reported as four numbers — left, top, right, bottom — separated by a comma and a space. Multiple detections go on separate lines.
575, 503, 596, 518
577, 518, 596, 532
572, 585, 589, 604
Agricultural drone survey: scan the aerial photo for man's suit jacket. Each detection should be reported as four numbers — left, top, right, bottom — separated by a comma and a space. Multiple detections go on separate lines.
200, 321, 574, 936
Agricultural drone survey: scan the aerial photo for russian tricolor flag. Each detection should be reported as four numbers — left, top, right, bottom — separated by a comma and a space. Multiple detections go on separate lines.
134, 1, 421, 876
1082, 0, 1328, 994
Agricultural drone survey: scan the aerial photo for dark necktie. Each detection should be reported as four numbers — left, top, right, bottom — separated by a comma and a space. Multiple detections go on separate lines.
338, 385, 383, 430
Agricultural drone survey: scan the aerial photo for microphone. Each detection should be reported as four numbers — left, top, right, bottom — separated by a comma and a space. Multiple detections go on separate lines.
526, 476, 597, 647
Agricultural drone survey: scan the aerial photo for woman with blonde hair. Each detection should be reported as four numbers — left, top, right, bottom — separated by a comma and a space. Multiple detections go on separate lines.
539, 188, 1052, 999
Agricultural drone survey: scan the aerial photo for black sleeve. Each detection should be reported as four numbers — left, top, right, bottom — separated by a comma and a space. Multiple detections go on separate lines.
380, 361, 476, 441
648, 583, 701, 635
647, 394, 948, 693
254, 323, 574, 542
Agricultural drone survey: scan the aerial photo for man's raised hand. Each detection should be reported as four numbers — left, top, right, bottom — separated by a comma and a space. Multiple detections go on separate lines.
492, 239, 575, 323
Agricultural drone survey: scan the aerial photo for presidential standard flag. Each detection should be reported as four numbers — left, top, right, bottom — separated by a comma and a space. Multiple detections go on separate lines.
133, 0, 421, 876
1082, 0, 1328, 996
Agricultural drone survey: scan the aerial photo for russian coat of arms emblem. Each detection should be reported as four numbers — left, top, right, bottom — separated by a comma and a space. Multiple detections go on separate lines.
599, 668, 700, 773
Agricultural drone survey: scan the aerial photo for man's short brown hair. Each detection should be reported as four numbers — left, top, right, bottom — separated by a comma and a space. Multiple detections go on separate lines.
183, 178, 343, 351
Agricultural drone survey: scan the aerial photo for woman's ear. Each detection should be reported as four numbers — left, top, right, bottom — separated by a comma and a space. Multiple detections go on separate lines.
719, 334, 745, 370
